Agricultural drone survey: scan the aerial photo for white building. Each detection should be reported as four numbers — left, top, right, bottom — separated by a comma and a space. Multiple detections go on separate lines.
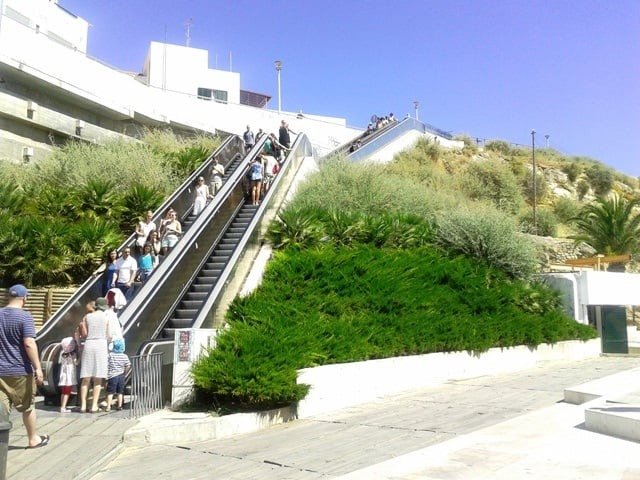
0, 0, 361, 164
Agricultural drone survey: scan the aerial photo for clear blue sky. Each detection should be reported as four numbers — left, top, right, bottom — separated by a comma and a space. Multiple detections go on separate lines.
59, 0, 639, 177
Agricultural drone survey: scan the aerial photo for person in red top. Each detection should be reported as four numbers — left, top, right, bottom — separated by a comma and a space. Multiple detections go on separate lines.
0, 284, 49, 448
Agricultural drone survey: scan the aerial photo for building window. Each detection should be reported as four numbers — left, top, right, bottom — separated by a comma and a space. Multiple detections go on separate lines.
197, 88, 212, 100
213, 90, 228, 103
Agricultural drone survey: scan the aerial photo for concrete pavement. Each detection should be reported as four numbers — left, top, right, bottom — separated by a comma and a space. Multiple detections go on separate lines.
74, 355, 640, 480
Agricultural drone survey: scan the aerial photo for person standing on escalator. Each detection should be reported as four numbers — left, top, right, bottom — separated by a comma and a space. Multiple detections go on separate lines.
192, 176, 212, 216
248, 155, 264, 206
114, 247, 137, 303
208, 159, 225, 195
160, 210, 182, 256
278, 120, 296, 150
243, 125, 255, 153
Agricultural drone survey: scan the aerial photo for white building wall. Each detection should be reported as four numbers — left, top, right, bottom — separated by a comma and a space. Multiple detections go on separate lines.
1, 0, 88, 51
144, 42, 241, 105
0, 0, 361, 160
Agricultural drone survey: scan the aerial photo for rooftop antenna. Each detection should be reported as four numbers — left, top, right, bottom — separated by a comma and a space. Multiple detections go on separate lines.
185, 18, 192, 47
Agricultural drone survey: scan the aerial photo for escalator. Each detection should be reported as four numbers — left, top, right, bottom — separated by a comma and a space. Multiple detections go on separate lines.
124, 134, 314, 378
161, 203, 259, 339
37, 134, 248, 396
38, 131, 313, 401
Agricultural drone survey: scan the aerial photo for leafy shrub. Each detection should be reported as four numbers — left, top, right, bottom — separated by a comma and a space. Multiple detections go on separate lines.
454, 134, 478, 155
268, 207, 434, 250
484, 140, 514, 156
432, 208, 539, 279
585, 164, 614, 195
521, 169, 549, 206
191, 245, 596, 412
291, 157, 455, 219
266, 205, 324, 250
518, 208, 558, 237
561, 162, 582, 183
26, 139, 177, 194
458, 160, 523, 214
576, 179, 590, 200
553, 197, 581, 223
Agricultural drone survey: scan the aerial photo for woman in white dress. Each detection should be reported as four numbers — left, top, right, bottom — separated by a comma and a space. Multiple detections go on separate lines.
192, 176, 212, 216
79, 297, 111, 413
134, 210, 156, 252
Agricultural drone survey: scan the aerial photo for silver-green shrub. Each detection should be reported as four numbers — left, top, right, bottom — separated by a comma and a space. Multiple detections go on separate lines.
457, 159, 524, 214
433, 207, 538, 279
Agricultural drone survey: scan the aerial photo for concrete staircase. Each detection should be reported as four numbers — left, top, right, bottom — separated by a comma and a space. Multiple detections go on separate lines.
564, 366, 640, 443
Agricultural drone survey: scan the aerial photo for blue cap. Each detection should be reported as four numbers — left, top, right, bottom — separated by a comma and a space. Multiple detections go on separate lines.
9, 284, 28, 297
112, 338, 125, 353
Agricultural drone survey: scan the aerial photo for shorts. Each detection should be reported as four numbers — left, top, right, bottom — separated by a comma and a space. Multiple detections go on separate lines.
107, 373, 126, 395
59, 385, 73, 395
0, 375, 36, 413
161, 234, 179, 248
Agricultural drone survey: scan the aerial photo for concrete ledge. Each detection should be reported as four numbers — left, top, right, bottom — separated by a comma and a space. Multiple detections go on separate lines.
124, 340, 600, 445
563, 367, 640, 404
585, 403, 640, 442
124, 406, 296, 445
297, 339, 601, 418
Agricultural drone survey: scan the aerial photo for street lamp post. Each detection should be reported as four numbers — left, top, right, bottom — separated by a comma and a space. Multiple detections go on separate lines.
531, 129, 537, 235
274, 60, 282, 113
413, 101, 419, 121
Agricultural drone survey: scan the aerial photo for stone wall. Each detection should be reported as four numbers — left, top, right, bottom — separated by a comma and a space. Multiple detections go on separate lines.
531, 236, 597, 270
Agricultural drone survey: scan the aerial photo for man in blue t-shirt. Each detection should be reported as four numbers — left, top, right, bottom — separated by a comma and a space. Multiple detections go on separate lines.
0, 284, 49, 448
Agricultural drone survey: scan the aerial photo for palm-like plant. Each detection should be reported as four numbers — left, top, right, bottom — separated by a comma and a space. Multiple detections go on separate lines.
169, 146, 210, 178
267, 206, 324, 250
0, 180, 26, 214
0, 216, 73, 285
75, 179, 124, 221
571, 194, 640, 256
121, 182, 165, 230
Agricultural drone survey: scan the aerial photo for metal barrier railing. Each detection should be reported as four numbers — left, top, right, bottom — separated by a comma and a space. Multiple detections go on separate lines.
129, 352, 164, 418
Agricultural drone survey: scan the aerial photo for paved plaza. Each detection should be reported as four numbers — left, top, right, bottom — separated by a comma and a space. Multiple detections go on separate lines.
6, 355, 640, 480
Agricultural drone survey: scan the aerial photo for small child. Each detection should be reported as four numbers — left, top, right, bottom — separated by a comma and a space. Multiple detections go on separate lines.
58, 336, 78, 413
105, 338, 131, 411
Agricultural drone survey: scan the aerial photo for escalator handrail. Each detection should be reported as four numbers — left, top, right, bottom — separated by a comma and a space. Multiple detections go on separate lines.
35, 134, 241, 348
117, 135, 269, 340
135, 133, 314, 354
188, 133, 314, 330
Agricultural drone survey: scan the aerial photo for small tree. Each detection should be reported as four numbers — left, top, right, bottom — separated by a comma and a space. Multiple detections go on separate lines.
571, 194, 640, 257
585, 164, 614, 196
522, 169, 548, 206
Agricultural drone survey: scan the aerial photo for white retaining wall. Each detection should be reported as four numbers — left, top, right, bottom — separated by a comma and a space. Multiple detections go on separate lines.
296, 339, 601, 418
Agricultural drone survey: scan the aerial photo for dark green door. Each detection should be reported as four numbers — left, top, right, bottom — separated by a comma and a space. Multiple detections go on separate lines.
600, 305, 629, 354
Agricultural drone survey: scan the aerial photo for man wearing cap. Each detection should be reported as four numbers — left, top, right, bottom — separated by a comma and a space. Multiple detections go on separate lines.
0, 284, 49, 448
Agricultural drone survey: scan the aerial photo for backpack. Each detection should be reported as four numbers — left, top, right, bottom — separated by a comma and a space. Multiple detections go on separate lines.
250, 161, 262, 181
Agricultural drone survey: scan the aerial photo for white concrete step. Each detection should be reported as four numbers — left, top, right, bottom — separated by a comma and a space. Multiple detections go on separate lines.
563, 366, 640, 404
585, 400, 640, 443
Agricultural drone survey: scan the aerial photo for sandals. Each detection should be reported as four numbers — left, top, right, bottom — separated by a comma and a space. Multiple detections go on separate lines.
27, 434, 50, 449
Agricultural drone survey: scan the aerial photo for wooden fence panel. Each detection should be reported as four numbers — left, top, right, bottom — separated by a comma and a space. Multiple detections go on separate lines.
2, 287, 76, 331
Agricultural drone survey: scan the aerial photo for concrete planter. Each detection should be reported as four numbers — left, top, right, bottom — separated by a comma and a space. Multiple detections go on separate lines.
128, 339, 600, 445
296, 339, 601, 418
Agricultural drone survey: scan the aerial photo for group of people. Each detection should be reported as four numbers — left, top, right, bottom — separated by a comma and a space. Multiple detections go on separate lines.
244, 120, 296, 162
244, 148, 282, 205
96, 207, 185, 308
59, 296, 130, 414
364, 113, 397, 136
239, 121, 293, 206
